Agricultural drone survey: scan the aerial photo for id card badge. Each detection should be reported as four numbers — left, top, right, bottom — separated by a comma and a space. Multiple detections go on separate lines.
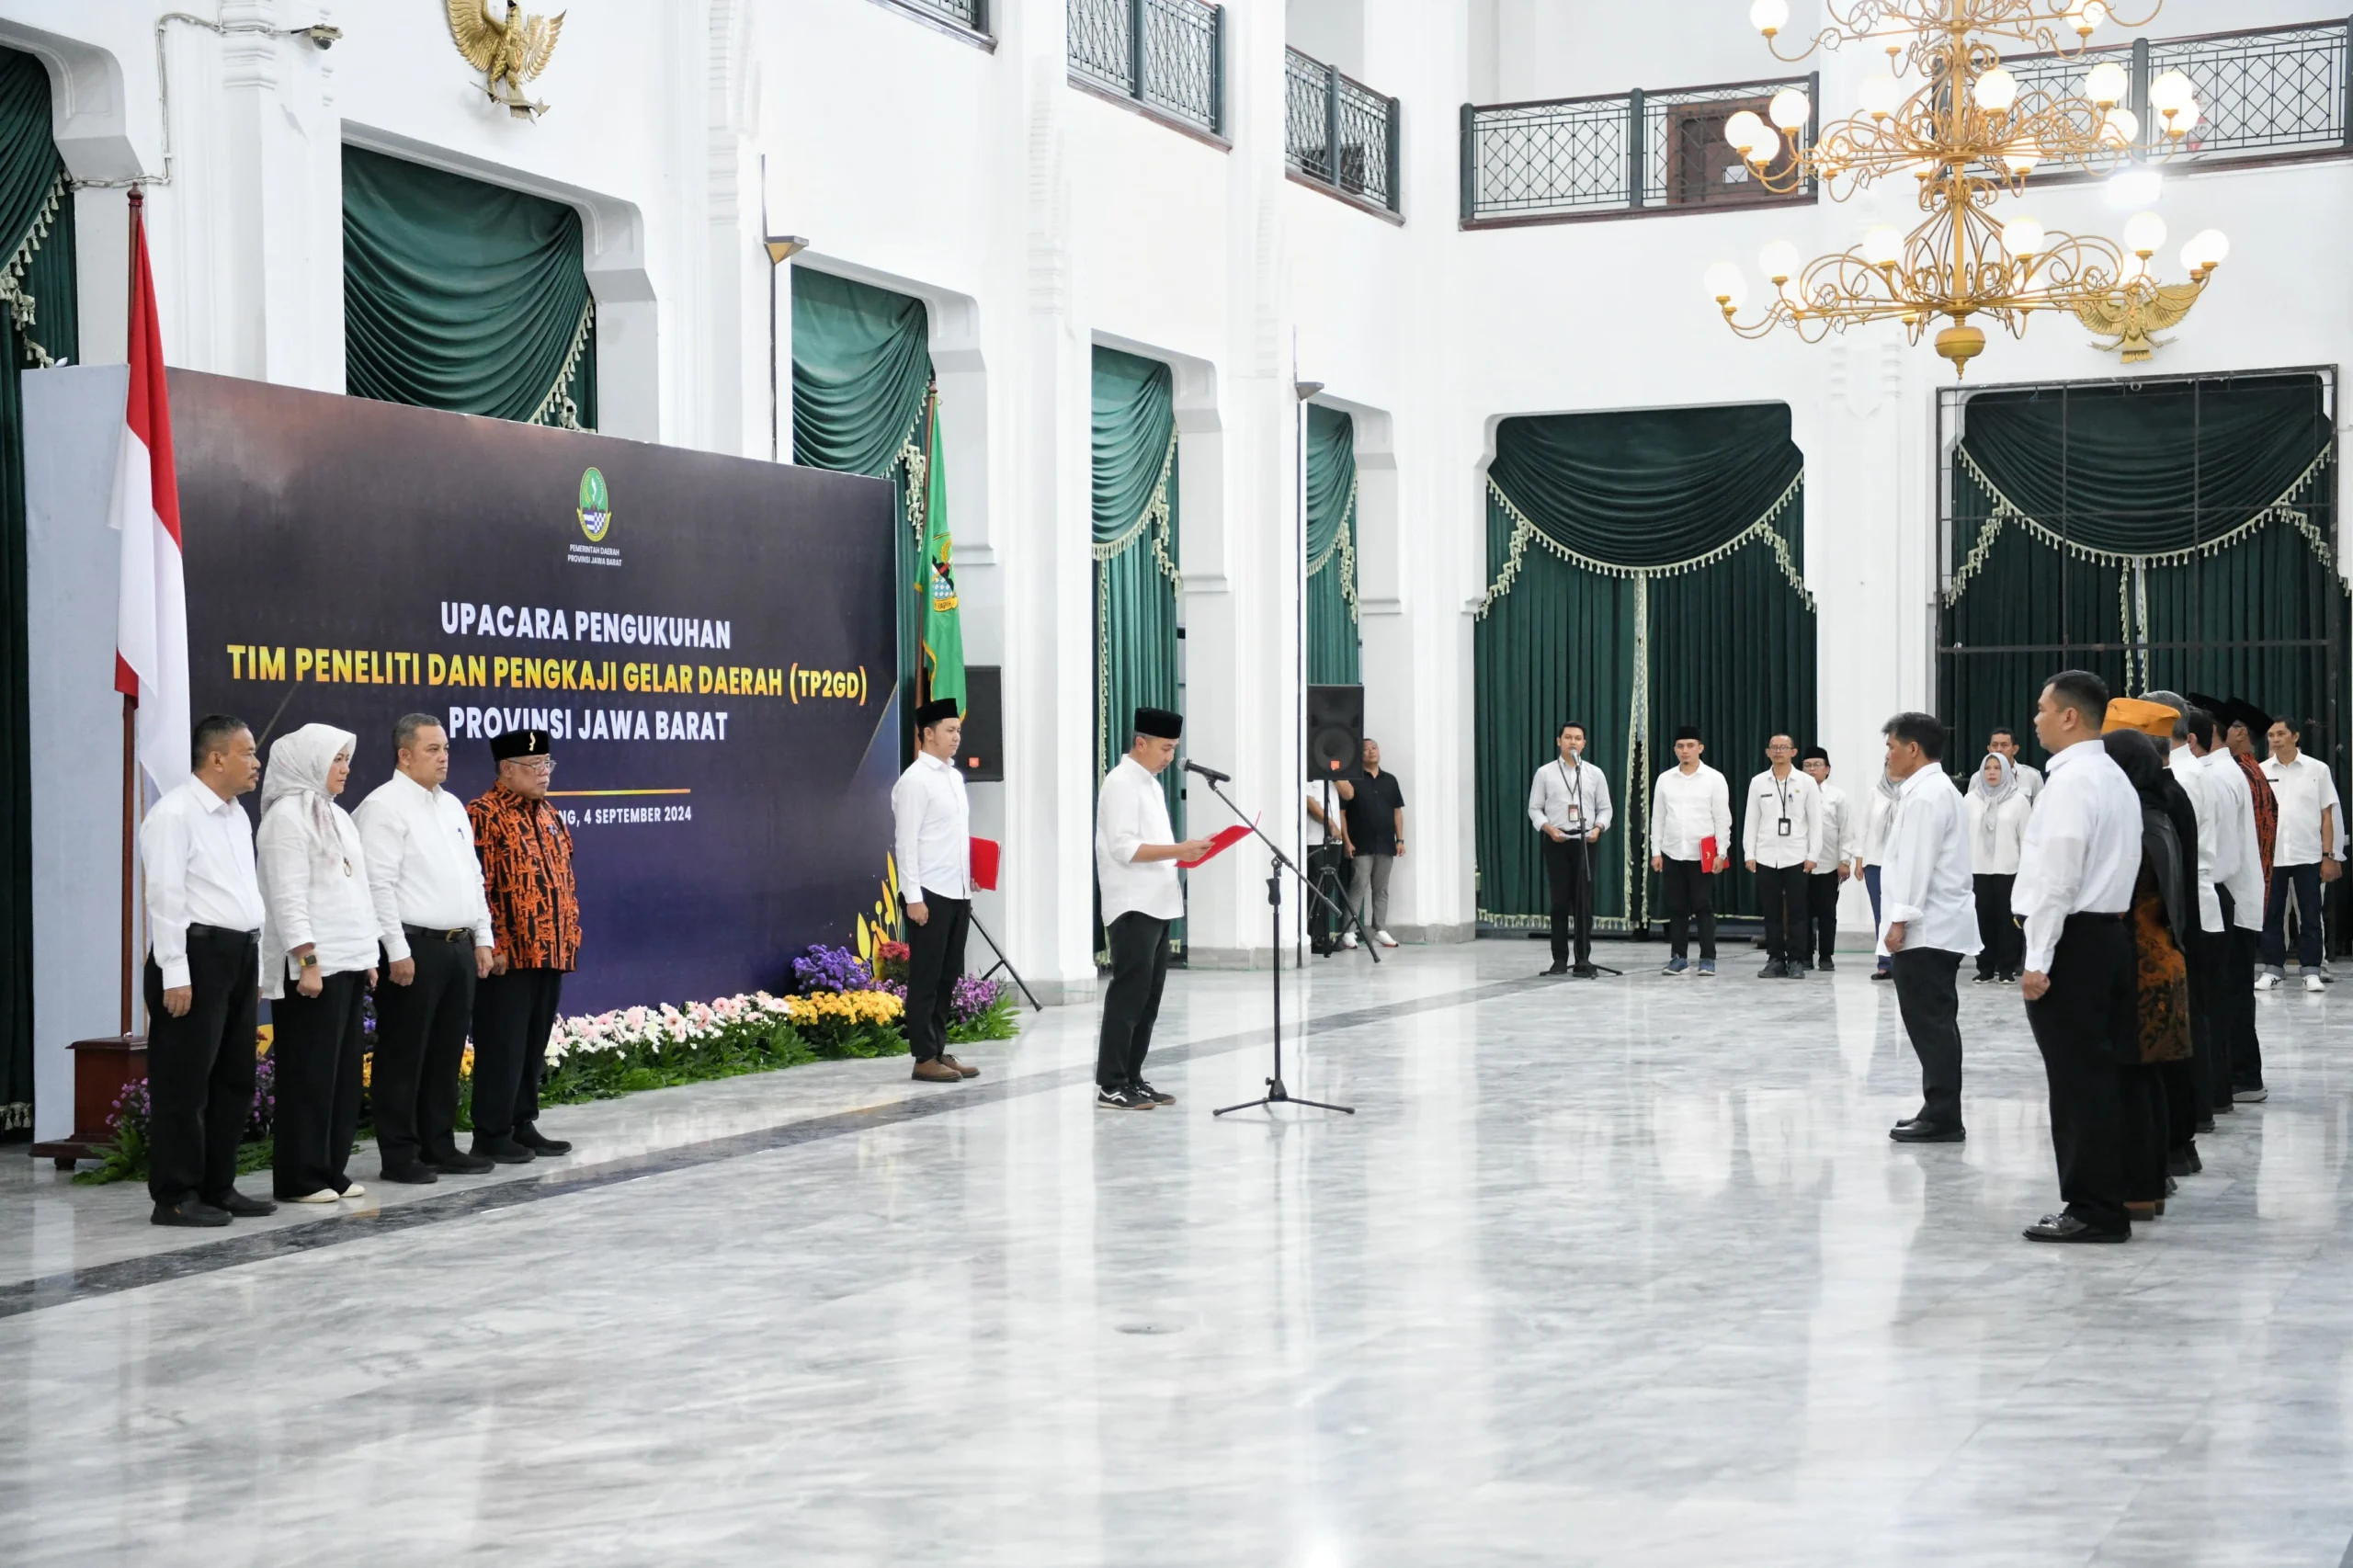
1778, 817, 1793, 837
1565, 807, 1583, 831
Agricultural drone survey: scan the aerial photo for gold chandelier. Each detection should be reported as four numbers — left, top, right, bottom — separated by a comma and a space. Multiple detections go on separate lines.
1705, 0, 2230, 376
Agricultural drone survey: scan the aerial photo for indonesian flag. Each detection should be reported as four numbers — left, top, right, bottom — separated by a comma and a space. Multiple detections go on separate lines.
111, 197, 188, 794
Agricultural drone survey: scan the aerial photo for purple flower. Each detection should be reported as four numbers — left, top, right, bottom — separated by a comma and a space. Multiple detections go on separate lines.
949, 974, 1007, 1024
792, 945, 877, 994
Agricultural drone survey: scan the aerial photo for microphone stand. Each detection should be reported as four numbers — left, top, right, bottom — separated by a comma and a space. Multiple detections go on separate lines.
1192, 769, 1361, 1118
1567, 824, 1622, 979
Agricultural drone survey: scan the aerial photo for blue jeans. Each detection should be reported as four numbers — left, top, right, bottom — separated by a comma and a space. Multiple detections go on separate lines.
1864, 864, 1890, 973
2260, 862, 2325, 973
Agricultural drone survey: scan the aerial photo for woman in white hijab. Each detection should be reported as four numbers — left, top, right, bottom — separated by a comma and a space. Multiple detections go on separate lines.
1962, 751, 2033, 983
257, 723, 378, 1204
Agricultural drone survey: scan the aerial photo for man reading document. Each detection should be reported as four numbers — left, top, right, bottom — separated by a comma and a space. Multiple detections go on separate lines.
1094, 707, 1210, 1111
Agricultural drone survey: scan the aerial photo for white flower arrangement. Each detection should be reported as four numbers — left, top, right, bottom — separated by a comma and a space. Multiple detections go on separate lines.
543, 991, 797, 1068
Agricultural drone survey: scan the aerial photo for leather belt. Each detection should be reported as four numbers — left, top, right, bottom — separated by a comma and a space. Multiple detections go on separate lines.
402, 924, 475, 945
187, 923, 258, 944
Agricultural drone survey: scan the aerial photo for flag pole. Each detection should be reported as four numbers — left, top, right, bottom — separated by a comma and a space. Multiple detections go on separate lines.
119, 186, 144, 1039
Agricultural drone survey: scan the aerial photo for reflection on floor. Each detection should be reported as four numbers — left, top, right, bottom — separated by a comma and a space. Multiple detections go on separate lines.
6, 939, 2353, 1566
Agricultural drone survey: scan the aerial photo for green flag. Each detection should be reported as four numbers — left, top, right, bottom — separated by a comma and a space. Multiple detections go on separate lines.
919, 395, 966, 712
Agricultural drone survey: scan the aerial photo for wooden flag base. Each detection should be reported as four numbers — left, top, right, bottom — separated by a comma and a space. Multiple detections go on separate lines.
28, 1035, 147, 1169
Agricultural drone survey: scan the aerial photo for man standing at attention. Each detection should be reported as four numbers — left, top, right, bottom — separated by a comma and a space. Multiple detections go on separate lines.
1529, 722, 1612, 978
2257, 714, 2340, 993
2015, 671, 2144, 1244
354, 713, 497, 1185
1337, 737, 1404, 949
141, 715, 276, 1227
1989, 726, 2043, 801
468, 729, 580, 1164
1745, 733, 1824, 979
1800, 746, 1856, 971
1095, 707, 1210, 1110
895, 698, 981, 1085
1877, 712, 1977, 1143
1652, 725, 1732, 977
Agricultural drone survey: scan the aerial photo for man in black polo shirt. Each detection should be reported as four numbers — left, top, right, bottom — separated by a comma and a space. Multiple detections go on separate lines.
1338, 737, 1405, 949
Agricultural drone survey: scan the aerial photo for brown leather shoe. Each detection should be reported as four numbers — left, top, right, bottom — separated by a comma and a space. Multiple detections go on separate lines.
938, 1054, 981, 1079
2125, 1199, 2165, 1221
911, 1059, 964, 1083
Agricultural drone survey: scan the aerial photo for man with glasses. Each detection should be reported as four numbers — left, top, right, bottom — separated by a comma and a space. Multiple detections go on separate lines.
467, 729, 580, 1163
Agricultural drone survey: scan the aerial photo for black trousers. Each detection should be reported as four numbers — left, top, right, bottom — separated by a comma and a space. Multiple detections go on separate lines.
142, 927, 259, 1208
1543, 835, 1594, 966
1097, 911, 1171, 1090
2260, 861, 2325, 971
1805, 871, 1841, 963
1892, 946, 1964, 1130
904, 894, 972, 1062
2172, 922, 2226, 1138
271, 970, 368, 1199
371, 932, 477, 1165
2024, 915, 2138, 1233
1305, 844, 1347, 954
1972, 873, 2023, 977
472, 967, 565, 1140
2221, 907, 2264, 1094
1755, 863, 1808, 964
1660, 857, 1715, 960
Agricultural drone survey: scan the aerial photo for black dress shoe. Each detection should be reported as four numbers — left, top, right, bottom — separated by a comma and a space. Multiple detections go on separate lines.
380, 1160, 440, 1185
210, 1188, 278, 1218
152, 1199, 231, 1228
1890, 1122, 1965, 1142
1542, 962, 1569, 976
426, 1147, 496, 1175
513, 1124, 573, 1157
1570, 963, 1600, 978
1758, 960, 1787, 979
2195, 1115, 2218, 1134
2167, 1147, 2202, 1177
2022, 1213, 2129, 1244
1817, 957, 1836, 971
472, 1135, 536, 1165
1870, 968, 1893, 982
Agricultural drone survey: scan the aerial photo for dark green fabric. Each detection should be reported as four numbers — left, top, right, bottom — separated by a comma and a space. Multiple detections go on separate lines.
790, 268, 934, 757
0, 46, 74, 1129
1487, 403, 1802, 566
1476, 408, 1813, 928
1306, 403, 1359, 687
343, 145, 596, 427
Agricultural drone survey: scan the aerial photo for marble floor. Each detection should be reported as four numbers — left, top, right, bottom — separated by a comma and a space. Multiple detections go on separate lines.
6, 938, 2353, 1567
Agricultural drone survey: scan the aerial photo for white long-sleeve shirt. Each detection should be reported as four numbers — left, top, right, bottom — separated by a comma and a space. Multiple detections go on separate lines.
1096, 756, 1182, 925
1528, 757, 1613, 837
892, 751, 972, 902
2010, 737, 2142, 974
2165, 744, 2223, 934
256, 797, 378, 996
1963, 790, 2032, 875
1742, 767, 1823, 869
1815, 779, 1860, 866
2260, 753, 2339, 868
1650, 764, 1733, 860
1877, 766, 1981, 959
141, 778, 267, 990
1858, 786, 1896, 867
2202, 748, 2264, 931
353, 770, 495, 960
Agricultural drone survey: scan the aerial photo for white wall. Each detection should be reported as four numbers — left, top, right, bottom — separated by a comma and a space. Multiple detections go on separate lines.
10, 0, 2351, 1078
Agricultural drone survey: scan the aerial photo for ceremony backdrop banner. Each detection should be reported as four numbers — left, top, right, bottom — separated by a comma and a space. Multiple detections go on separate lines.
1474, 404, 1813, 931
171, 371, 898, 1013
1306, 403, 1359, 687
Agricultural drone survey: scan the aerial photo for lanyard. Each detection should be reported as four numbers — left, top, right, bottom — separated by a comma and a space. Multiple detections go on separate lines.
1558, 758, 1585, 823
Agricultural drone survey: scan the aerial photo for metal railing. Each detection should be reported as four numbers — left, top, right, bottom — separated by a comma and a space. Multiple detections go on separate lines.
1461, 74, 1818, 224
1068, 0, 1224, 137
2006, 19, 2350, 168
888, 0, 986, 32
1284, 47, 1400, 212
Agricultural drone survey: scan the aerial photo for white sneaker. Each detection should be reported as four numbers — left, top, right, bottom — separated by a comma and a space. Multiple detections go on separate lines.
2255, 972, 2280, 991
1375, 929, 1400, 949
290, 1188, 338, 1204
2306, 973, 2326, 994
338, 1182, 367, 1199
1340, 932, 1358, 949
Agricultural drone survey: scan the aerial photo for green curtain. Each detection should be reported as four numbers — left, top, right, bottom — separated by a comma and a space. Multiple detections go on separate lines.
1475, 406, 1813, 929
1091, 347, 1184, 945
1306, 403, 1359, 686
790, 267, 934, 753
1943, 374, 2340, 774
0, 47, 74, 1131
343, 145, 596, 428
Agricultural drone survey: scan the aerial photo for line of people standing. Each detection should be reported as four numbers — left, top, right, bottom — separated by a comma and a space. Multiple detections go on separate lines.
141, 712, 581, 1228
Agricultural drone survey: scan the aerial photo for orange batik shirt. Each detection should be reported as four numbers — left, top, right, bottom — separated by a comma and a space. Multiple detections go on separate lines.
468, 786, 582, 971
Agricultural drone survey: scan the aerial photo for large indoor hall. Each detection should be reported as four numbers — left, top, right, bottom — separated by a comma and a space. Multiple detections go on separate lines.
3, 0, 2351, 1562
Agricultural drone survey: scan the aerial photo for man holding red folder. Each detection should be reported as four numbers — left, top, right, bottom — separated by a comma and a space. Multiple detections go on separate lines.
1094, 707, 1211, 1110
894, 698, 981, 1084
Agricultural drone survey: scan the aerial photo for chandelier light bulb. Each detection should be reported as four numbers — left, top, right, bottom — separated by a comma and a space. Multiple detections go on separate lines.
1858, 73, 1901, 118
2181, 228, 2230, 270
1860, 225, 1904, 267
1723, 109, 1771, 160
1704, 261, 1749, 309
2121, 210, 2167, 257
1749, 0, 1790, 37
1768, 87, 1811, 131
1973, 65, 2018, 115
2005, 138, 2042, 176
2070, 0, 2110, 37
2001, 217, 2047, 256
1758, 240, 1802, 284
2102, 107, 2141, 148
2147, 69, 2196, 119
2085, 61, 2129, 108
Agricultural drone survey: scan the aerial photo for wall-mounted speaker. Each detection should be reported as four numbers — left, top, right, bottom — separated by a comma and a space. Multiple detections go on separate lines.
957, 666, 1002, 782
1307, 684, 1363, 778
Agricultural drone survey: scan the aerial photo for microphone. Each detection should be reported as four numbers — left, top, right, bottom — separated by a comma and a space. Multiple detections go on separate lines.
1183, 759, 1232, 784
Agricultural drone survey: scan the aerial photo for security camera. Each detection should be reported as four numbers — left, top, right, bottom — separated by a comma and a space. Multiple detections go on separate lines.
296, 24, 342, 49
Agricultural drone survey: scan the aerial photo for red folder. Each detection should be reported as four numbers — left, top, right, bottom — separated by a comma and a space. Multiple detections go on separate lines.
1700, 835, 1722, 874
1177, 824, 1252, 870
970, 836, 1001, 891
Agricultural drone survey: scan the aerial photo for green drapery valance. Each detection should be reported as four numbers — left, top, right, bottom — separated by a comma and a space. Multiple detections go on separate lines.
790, 268, 935, 755
1090, 346, 1184, 843
343, 145, 596, 429
0, 46, 76, 1130
1476, 406, 1814, 930
1306, 403, 1359, 687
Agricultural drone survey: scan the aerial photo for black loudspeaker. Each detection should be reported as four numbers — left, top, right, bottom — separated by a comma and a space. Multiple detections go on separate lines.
956, 666, 1003, 782
1307, 684, 1363, 778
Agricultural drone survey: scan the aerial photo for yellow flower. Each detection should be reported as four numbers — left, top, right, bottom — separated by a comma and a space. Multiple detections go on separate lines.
784, 989, 904, 1027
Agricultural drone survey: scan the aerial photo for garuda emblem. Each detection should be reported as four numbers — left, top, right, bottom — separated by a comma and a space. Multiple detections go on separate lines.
447, 0, 566, 119
2072, 282, 2203, 365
